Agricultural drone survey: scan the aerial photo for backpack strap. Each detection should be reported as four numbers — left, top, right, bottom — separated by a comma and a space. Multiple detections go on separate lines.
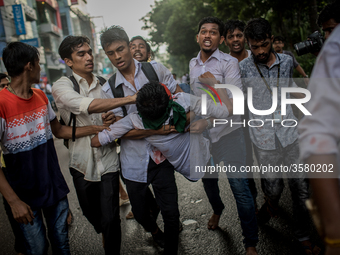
141, 62, 159, 82
68, 76, 79, 142
107, 62, 159, 117
108, 74, 128, 117
96, 76, 107, 85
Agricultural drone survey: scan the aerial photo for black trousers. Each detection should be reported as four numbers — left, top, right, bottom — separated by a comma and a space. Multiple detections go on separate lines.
70, 168, 121, 255
120, 169, 160, 217
125, 158, 179, 255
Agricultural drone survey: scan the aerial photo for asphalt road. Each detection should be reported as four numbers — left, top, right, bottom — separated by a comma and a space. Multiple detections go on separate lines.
0, 138, 324, 255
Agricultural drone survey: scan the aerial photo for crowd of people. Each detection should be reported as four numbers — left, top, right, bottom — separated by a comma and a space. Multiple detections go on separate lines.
0, 1, 339, 255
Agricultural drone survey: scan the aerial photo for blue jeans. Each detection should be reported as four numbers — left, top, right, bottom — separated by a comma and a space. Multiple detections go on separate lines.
254, 140, 310, 240
202, 128, 259, 248
19, 197, 70, 255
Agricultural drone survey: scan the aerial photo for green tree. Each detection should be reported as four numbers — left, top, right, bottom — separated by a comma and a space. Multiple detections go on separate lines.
143, 0, 331, 76
142, 0, 215, 75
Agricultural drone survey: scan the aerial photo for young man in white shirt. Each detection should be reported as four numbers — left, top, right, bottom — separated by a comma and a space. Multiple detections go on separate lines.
53, 35, 136, 254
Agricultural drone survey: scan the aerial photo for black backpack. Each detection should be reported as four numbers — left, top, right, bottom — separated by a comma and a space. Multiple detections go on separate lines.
108, 62, 159, 117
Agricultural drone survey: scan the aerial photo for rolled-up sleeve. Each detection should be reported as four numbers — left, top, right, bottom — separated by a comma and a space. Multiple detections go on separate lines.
98, 115, 135, 146
52, 77, 94, 116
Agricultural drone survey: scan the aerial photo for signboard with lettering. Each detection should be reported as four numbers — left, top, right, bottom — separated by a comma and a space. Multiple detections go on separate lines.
0, 11, 5, 38
12, 5, 26, 35
20, 38, 40, 48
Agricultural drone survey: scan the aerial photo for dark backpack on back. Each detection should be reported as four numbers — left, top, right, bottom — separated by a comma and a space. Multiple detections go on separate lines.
107, 62, 159, 116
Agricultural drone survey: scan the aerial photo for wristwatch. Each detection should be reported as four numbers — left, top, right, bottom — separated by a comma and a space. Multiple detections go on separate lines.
303, 75, 308, 78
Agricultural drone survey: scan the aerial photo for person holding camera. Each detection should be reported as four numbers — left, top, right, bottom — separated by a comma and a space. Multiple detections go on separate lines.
298, 2, 340, 255
294, 1, 339, 58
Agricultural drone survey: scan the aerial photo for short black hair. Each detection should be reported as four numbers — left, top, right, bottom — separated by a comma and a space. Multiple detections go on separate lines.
198, 17, 225, 37
58, 35, 90, 60
317, 1, 340, 27
0, 73, 9, 81
2, 42, 39, 77
273, 35, 285, 43
100, 25, 129, 50
244, 18, 272, 42
224, 20, 246, 38
136, 81, 169, 121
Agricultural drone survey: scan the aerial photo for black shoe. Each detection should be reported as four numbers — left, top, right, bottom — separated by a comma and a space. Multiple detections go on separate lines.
152, 229, 165, 248
257, 200, 278, 225
150, 206, 160, 221
257, 203, 271, 225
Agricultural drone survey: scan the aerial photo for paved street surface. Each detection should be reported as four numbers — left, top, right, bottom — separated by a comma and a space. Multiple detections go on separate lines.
0, 138, 323, 255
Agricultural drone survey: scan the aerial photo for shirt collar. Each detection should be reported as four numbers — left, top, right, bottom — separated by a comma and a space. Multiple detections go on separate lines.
72, 72, 98, 87
115, 58, 140, 88
194, 49, 221, 66
251, 51, 282, 69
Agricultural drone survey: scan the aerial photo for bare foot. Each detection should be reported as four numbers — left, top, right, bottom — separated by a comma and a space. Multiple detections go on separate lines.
300, 240, 321, 255
126, 211, 134, 219
119, 197, 130, 206
119, 180, 129, 200
120, 195, 129, 200
207, 213, 220, 230
246, 247, 258, 255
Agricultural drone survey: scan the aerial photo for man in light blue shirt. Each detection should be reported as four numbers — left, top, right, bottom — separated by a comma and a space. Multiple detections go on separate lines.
100, 26, 183, 254
190, 16, 258, 255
